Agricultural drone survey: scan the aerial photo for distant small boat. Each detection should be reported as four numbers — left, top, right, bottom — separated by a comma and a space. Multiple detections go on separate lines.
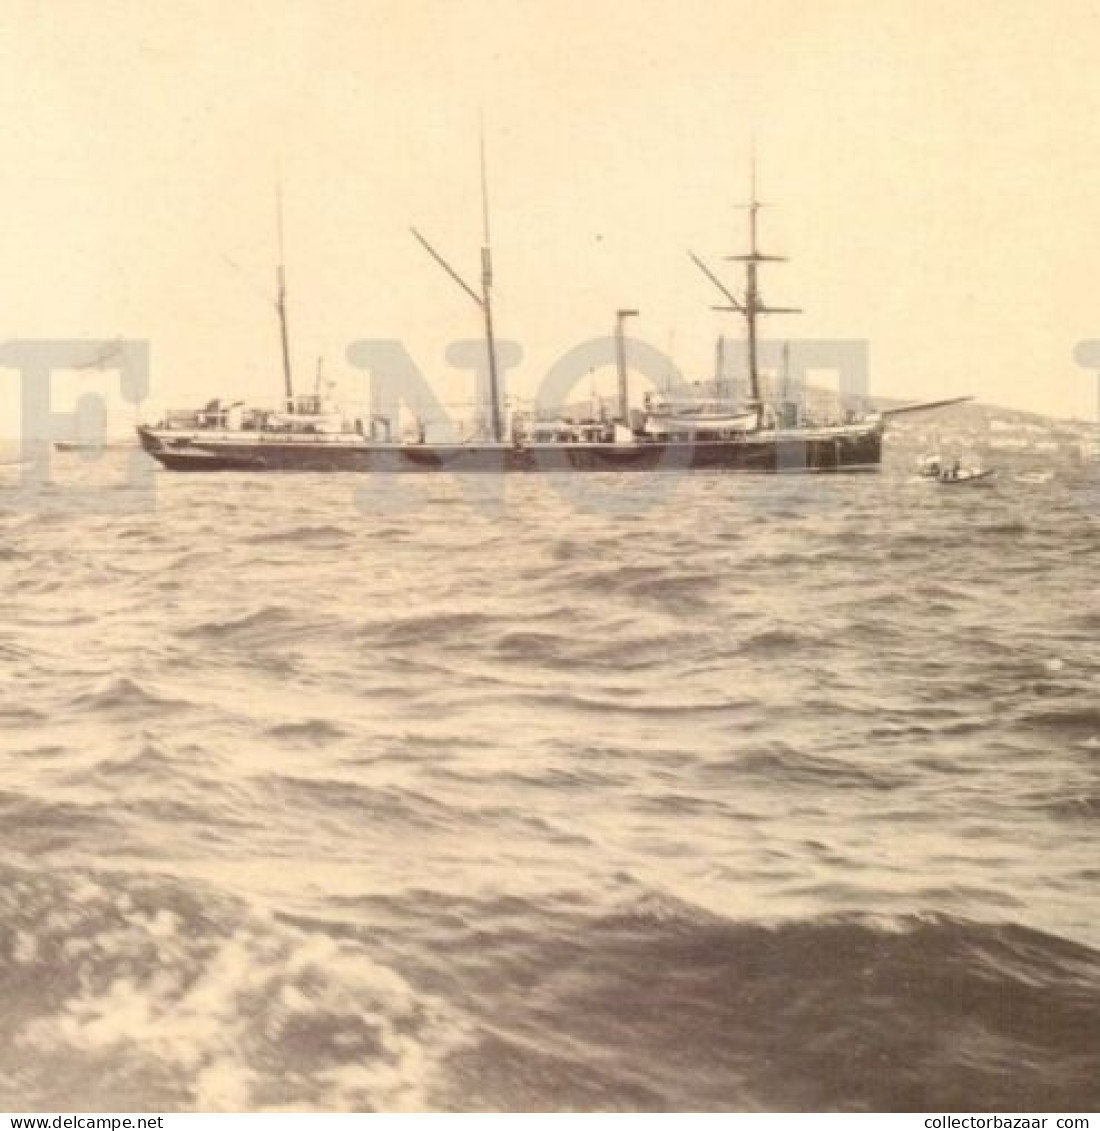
53, 439, 135, 453
917, 454, 994, 484
933, 467, 995, 485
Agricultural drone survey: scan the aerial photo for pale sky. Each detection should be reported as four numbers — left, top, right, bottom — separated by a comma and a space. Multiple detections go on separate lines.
2, 0, 1100, 429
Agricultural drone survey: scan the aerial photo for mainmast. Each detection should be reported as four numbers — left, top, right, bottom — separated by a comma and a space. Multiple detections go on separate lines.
410, 130, 504, 442
275, 182, 295, 409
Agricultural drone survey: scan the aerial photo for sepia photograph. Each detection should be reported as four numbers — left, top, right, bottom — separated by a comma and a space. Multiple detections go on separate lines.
0, 0, 1097, 1115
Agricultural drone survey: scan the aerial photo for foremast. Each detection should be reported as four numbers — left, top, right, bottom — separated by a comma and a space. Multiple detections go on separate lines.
275, 182, 295, 409
478, 130, 504, 443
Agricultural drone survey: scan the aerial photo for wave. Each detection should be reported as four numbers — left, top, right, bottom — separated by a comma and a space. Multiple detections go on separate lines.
182, 606, 298, 641
260, 774, 460, 833
387, 892, 1100, 1112
616, 571, 719, 613
182, 606, 339, 651
265, 719, 351, 744
496, 687, 751, 719
737, 627, 829, 657
490, 629, 684, 672
0, 863, 463, 1112
0, 704, 45, 724
1019, 706, 1100, 737
67, 676, 193, 717
724, 744, 908, 791
1043, 793, 1100, 822
245, 524, 354, 547
0, 792, 125, 854
1068, 609, 1100, 633
490, 630, 577, 668
358, 610, 497, 649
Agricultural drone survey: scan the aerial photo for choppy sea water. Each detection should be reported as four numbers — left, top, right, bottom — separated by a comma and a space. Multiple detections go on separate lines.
0, 448, 1097, 1112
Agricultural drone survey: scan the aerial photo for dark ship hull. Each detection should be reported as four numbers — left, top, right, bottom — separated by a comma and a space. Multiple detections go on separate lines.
137, 423, 883, 473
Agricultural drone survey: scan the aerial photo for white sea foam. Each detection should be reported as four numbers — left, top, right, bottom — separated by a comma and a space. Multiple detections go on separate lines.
13, 870, 466, 1111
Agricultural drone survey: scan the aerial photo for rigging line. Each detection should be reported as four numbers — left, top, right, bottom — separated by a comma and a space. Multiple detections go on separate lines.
220, 254, 277, 308
687, 251, 744, 312
410, 227, 483, 307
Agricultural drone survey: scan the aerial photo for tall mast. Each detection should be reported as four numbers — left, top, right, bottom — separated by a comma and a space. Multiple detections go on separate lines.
275, 181, 295, 408
410, 129, 505, 443
479, 127, 503, 442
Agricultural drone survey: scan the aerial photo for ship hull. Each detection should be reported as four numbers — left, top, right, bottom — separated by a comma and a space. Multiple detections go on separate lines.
138, 425, 883, 473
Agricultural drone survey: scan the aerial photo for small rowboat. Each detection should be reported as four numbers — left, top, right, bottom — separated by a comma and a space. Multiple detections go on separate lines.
932, 468, 996, 485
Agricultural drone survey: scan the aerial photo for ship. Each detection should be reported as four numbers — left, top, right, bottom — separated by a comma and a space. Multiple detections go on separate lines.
138, 162, 967, 474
